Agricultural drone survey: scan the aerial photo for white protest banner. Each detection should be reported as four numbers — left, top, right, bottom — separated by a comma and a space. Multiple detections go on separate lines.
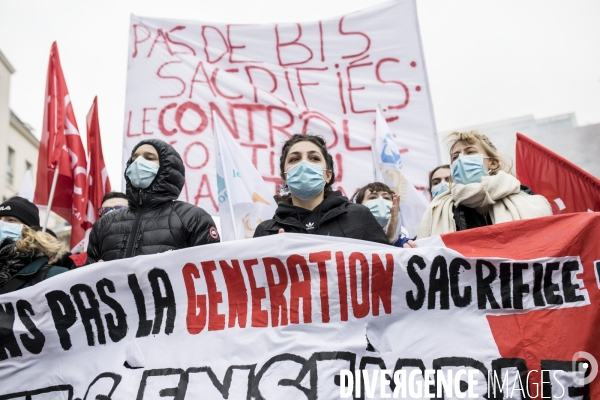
123, 0, 440, 215
214, 111, 277, 240
0, 213, 599, 398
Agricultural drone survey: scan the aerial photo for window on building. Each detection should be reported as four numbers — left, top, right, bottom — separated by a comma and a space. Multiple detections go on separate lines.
6, 147, 15, 185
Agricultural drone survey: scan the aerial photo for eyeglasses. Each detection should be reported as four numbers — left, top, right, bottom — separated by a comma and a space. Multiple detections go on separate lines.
98, 206, 127, 217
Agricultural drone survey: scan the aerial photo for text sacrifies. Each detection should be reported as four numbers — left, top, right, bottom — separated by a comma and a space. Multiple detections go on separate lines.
124, 9, 434, 212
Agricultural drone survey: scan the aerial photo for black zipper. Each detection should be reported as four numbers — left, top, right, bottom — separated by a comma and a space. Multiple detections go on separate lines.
125, 189, 144, 258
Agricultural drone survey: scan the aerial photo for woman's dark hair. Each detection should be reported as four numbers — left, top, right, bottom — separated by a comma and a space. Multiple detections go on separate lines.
351, 182, 395, 204
279, 134, 336, 193
428, 164, 450, 193
273, 193, 291, 204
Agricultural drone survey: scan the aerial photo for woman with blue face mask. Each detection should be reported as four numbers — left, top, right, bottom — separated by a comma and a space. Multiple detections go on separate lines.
253, 134, 390, 245
0, 196, 68, 293
352, 182, 417, 248
0, 225, 69, 293
428, 165, 451, 200
418, 131, 552, 238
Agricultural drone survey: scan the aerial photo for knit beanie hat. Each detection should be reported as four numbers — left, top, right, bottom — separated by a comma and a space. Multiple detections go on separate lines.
0, 196, 40, 227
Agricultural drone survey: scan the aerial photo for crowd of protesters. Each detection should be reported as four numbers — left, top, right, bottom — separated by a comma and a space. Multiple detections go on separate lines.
0, 130, 552, 293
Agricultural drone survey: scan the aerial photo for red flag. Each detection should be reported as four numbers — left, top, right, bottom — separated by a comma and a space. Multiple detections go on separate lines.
34, 42, 88, 252
83, 96, 111, 234
516, 132, 600, 214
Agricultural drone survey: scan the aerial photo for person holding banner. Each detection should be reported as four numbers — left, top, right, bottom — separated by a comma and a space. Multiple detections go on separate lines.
253, 134, 390, 245
86, 139, 220, 264
0, 197, 68, 293
352, 182, 417, 248
418, 131, 552, 238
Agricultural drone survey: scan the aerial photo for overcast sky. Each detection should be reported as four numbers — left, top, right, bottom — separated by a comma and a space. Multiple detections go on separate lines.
1, 0, 599, 186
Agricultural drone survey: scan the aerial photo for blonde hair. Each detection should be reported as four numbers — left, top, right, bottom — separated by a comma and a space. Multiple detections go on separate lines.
446, 130, 513, 175
14, 226, 64, 260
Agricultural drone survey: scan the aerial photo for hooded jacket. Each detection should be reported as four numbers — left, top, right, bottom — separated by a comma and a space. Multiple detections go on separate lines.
253, 191, 391, 245
86, 139, 219, 264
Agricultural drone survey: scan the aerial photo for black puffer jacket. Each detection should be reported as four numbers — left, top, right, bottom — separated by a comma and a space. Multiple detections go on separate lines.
253, 191, 391, 245
86, 139, 219, 264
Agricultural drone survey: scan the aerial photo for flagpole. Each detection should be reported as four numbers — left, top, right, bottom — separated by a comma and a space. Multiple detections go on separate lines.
371, 139, 377, 182
215, 124, 239, 240
373, 104, 385, 183
42, 166, 60, 232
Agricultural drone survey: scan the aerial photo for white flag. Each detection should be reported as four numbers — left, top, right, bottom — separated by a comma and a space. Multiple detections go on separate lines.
18, 170, 35, 202
213, 113, 277, 241
374, 106, 429, 237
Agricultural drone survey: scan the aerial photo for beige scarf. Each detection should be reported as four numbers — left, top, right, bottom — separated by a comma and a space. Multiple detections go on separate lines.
418, 171, 552, 238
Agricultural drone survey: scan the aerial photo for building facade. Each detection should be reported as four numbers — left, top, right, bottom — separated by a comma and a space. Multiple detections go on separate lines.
2, 111, 39, 201
0, 49, 40, 201
0, 49, 18, 200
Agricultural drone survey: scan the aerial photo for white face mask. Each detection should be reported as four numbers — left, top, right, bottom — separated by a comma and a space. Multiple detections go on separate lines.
431, 181, 450, 198
364, 197, 392, 227
285, 160, 326, 200
451, 154, 490, 185
126, 157, 160, 189
0, 220, 24, 242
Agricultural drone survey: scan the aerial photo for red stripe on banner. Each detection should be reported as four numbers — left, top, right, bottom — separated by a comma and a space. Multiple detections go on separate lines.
442, 213, 600, 399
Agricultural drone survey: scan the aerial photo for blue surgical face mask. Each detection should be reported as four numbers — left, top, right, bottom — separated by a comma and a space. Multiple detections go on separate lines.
451, 154, 490, 185
285, 160, 326, 200
364, 197, 392, 227
126, 156, 160, 189
431, 181, 450, 198
0, 221, 24, 242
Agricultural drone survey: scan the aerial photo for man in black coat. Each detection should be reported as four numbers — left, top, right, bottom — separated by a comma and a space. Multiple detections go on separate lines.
86, 139, 219, 264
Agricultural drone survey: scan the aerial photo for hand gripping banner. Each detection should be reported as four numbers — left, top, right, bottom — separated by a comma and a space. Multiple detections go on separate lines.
0, 213, 598, 399
123, 0, 440, 215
